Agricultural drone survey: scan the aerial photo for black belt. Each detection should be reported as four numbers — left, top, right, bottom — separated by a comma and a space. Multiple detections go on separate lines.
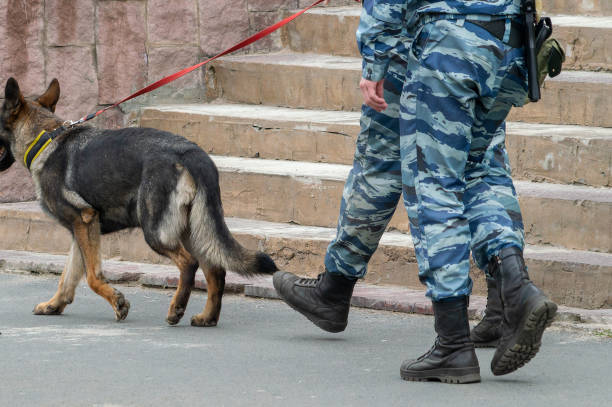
467, 19, 524, 48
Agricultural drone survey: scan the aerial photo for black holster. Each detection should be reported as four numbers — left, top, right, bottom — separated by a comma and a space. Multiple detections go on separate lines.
523, 0, 540, 102
523, 3, 565, 103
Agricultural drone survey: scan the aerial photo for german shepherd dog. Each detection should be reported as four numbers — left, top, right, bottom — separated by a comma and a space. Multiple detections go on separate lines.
0, 78, 278, 326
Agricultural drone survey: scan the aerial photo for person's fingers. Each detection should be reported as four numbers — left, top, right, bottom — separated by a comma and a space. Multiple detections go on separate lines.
369, 84, 386, 106
366, 95, 386, 112
368, 90, 387, 111
360, 79, 387, 111
362, 88, 386, 111
359, 80, 379, 110
376, 80, 385, 99
374, 80, 388, 111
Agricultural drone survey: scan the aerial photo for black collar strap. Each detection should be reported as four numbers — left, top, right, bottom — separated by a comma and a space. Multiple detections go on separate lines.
23, 126, 65, 170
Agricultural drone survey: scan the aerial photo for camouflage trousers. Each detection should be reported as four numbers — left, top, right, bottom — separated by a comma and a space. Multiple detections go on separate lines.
326, 19, 526, 300
324, 54, 406, 279
399, 17, 528, 300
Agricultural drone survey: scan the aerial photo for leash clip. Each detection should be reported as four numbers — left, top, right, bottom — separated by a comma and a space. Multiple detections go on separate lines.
62, 119, 80, 128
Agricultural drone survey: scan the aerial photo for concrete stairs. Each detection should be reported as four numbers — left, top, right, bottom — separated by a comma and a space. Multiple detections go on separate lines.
2, 2, 610, 311
206, 54, 612, 127
165, 3, 612, 309
140, 104, 612, 187
282, 8, 612, 71
540, 0, 612, 16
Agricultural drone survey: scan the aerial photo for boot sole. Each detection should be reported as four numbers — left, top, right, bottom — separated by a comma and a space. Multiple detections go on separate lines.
285, 299, 347, 333
400, 367, 481, 384
491, 300, 557, 376
274, 285, 347, 333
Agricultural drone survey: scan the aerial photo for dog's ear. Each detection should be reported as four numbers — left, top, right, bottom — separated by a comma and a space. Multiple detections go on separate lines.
36, 78, 60, 113
4, 77, 25, 112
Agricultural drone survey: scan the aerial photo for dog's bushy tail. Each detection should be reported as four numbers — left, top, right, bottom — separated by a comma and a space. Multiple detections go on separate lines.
183, 152, 278, 276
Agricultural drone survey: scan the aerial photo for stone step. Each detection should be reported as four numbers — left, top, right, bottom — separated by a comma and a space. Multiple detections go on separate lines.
1, 204, 610, 309
550, 15, 612, 71
206, 53, 612, 127
283, 8, 612, 71
211, 155, 611, 252
139, 104, 612, 187
541, 0, 612, 16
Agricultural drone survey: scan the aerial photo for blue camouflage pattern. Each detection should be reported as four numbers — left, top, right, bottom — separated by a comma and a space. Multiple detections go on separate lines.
357, 0, 523, 81
357, 0, 417, 81
400, 17, 528, 300
416, 0, 522, 16
326, 1, 526, 286
324, 53, 407, 278
326, 1, 416, 277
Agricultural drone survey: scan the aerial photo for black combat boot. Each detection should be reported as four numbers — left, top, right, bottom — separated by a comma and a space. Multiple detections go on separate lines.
273, 270, 356, 333
490, 246, 557, 376
400, 296, 481, 384
470, 275, 502, 348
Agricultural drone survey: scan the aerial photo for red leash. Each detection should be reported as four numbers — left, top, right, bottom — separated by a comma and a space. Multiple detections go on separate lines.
69, 0, 327, 126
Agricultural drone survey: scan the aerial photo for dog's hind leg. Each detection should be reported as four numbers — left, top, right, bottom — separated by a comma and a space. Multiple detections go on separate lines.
137, 163, 200, 324
163, 247, 198, 325
73, 208, 130, 321
190, 264, 226, 327
33, 240, 85, 315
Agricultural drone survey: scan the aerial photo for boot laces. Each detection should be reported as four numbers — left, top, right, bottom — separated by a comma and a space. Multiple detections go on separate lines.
416, 338, 439, 361
296, 273, 322, 287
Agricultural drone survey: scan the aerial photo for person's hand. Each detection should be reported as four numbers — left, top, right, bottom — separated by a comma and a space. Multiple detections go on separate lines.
359, 78, 388, 112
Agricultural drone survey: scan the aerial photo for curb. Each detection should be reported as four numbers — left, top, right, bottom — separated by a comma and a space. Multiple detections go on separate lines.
1, 249, 611, 327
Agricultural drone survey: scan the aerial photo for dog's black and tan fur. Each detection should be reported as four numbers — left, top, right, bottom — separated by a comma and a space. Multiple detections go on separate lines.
0, 78, 277, 326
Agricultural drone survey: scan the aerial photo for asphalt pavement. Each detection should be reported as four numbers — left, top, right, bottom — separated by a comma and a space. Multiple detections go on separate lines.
1, 272, 610, 407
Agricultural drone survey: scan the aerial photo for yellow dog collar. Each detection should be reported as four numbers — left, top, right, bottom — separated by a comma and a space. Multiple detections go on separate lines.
23, 127, 65, 170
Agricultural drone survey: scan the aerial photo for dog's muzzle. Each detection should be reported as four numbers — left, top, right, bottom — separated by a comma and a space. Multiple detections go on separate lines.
0, 139, 16, 171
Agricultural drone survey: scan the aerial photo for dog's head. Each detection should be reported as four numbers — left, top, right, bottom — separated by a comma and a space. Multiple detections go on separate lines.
0, 77, 60, 171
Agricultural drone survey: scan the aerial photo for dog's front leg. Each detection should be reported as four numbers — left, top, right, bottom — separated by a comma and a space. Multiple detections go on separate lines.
33, 240, 85, 315
73, 208, 130, 321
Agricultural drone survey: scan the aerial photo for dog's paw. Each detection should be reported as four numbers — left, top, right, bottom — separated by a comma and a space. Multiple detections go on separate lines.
190, 314, 218, 327
33, 302, 63, 315
113, 291, 130, 321
166, 307, 185, 325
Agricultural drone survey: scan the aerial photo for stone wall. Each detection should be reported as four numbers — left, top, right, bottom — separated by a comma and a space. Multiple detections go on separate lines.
0, 0, 355, 129
0, 0, 357, 203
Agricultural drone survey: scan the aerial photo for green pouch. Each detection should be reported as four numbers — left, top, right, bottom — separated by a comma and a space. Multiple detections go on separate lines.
537, 38, 565, 85
523, 37, 565, 104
